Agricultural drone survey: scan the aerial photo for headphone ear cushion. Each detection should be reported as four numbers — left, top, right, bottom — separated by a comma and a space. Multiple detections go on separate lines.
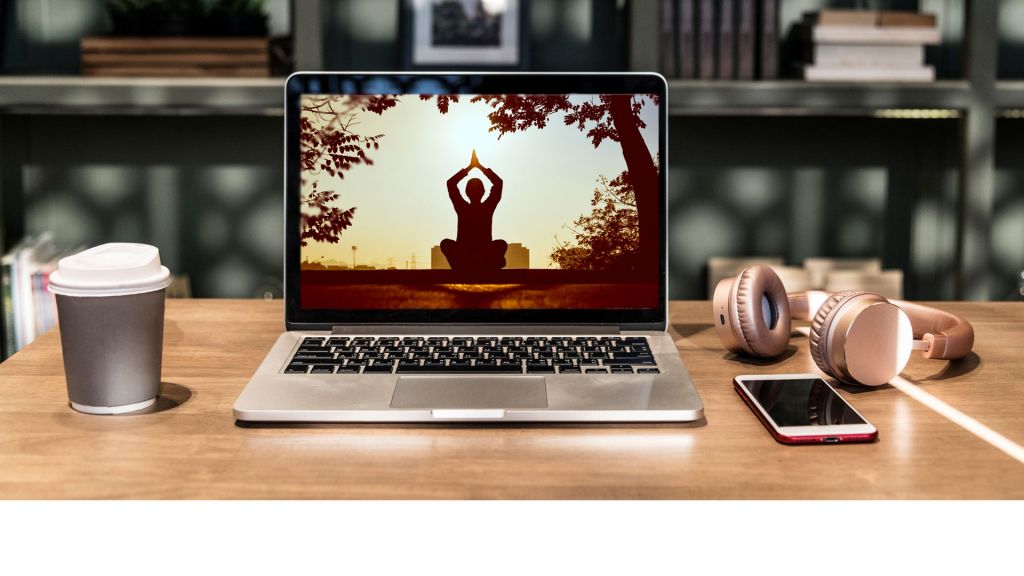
734, 266, 792, 357
809, 290, 862, 377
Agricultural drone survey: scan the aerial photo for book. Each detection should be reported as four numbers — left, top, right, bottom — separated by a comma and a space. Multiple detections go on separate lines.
805, 10, 938, 28
878, 11, 937, 28
678, 0, 696, 78
758, 0, 778, 79
698, 0, 715, 79
717, 0, 735, 79
811, 10, 878, 27
1, 254, 13, 359
737, 0, 755, 79
803, 64, 935, 82
0, 234, 65, 359
660, 0, 677, 77
810, 44, 925, 68
808, 25, 941, 45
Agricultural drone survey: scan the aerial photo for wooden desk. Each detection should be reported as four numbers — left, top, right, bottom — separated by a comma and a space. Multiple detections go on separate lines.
0, 300, 1021, 499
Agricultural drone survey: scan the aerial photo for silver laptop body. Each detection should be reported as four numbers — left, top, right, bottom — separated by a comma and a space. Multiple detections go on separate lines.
233, 72, 703, 423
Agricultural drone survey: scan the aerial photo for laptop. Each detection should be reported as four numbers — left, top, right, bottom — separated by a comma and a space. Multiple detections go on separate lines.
233, 72, 703, 423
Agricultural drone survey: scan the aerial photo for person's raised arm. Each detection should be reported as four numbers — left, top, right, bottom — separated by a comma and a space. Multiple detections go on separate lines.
447, 167, 469, 205
481, 166, 503, 206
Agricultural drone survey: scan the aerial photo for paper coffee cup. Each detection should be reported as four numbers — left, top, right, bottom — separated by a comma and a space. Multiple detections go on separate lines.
48, 243, 171, 415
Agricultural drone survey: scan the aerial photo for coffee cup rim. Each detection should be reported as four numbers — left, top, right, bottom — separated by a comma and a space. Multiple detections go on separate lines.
49, 266, 171, 297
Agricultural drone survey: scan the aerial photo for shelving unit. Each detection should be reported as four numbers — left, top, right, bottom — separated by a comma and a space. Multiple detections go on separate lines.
666, 80, 972, 114
0, 76, 284, 115
633, 1, 1005, 301
0, 0, 1020, 339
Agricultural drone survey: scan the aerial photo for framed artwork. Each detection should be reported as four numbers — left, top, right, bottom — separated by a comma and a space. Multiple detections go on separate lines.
403, 0, 528, 69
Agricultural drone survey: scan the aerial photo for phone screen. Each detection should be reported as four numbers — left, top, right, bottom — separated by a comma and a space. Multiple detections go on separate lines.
738, 378, 866, 427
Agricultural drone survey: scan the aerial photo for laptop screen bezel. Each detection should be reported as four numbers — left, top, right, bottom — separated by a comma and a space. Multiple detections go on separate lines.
284, 72, 668, 331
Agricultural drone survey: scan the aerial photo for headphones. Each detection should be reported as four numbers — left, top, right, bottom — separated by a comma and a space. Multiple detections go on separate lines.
713, 265, 975, 386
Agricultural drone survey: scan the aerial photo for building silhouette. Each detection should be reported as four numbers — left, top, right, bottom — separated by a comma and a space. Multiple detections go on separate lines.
431, 242, 529, 269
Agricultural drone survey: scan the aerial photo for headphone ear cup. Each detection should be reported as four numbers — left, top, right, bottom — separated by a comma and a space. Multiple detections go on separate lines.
733, 266, 792, 358
808, 290, 862, 380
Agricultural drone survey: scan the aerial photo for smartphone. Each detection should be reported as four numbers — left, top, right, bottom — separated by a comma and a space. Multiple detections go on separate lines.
733, 374, 878, 445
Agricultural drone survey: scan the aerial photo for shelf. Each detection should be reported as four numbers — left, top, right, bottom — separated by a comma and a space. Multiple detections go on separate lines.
0, 76, 984, 118
0, 75, 285, 116
995, 81, 1024, 109
667, 80, 972, 116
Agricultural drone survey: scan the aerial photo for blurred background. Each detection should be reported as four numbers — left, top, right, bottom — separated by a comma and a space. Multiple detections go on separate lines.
1, 0, 1023, 358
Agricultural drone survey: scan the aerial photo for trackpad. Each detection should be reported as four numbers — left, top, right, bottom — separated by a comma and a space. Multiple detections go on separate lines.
390, 376, 548, 409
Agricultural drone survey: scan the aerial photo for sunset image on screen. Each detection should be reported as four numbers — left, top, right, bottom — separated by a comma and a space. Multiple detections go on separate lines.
299, 92, 660, 309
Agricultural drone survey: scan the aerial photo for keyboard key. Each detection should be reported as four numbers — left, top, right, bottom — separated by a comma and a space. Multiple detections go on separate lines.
292, 348, 331, 356
310, 365, 336, 374
396, 363, 522, 373
558, 366, 581, 373
610, 367, 634, 373
285, 364, 310, 374
292, 354, 334, 361
363, 364, 394, 373
526, 362, 555, 373
637, 368, 661, 374
607, 355, 656, 365
585, 368, 608, 374
336, 366, 361, 374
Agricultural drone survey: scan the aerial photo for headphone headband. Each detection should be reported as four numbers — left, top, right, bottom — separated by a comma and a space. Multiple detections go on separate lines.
789, 291, 974, 361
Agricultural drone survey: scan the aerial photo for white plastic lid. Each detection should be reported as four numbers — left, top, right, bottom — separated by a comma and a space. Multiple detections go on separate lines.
48, 243, 171, 297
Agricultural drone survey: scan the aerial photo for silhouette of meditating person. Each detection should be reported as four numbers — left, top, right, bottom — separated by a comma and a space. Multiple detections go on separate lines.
440, 150, 508, 271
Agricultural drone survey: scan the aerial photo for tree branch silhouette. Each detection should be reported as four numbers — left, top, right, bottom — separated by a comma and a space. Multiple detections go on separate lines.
550, 169, 640, 271
466, 94, 660, 270
299, 95, 397, 246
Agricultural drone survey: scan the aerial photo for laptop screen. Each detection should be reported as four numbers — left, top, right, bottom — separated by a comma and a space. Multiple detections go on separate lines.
286, 74, 666, 327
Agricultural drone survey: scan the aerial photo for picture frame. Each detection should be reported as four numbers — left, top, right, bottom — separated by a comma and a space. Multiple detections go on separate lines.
402, 0, 528, 70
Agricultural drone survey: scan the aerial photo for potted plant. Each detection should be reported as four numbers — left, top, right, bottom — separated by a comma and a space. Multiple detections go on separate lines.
105, 0, 146, 36
143, 0, 206, 36
209, 0, 268, 36
106, 0, 208, 36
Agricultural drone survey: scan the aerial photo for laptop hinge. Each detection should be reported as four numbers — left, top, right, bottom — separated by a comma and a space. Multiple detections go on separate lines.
330, 325, 621, 335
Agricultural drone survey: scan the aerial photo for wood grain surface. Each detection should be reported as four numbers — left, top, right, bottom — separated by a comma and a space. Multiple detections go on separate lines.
0, 300, 1021, 499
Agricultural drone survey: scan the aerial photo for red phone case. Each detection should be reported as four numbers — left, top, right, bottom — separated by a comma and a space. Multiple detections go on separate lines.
733, 380, 878, 445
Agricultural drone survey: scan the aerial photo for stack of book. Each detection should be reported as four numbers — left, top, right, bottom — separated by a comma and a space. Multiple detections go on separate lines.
0, 234, 74, 360
796, 10, 941, 82
660, 0, 780, 80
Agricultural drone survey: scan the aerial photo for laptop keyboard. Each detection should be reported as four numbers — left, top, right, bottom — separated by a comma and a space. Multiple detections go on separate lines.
283, 336, 659, 375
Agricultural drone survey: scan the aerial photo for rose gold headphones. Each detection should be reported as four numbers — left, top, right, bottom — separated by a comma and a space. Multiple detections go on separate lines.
712, 265, 975, 386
